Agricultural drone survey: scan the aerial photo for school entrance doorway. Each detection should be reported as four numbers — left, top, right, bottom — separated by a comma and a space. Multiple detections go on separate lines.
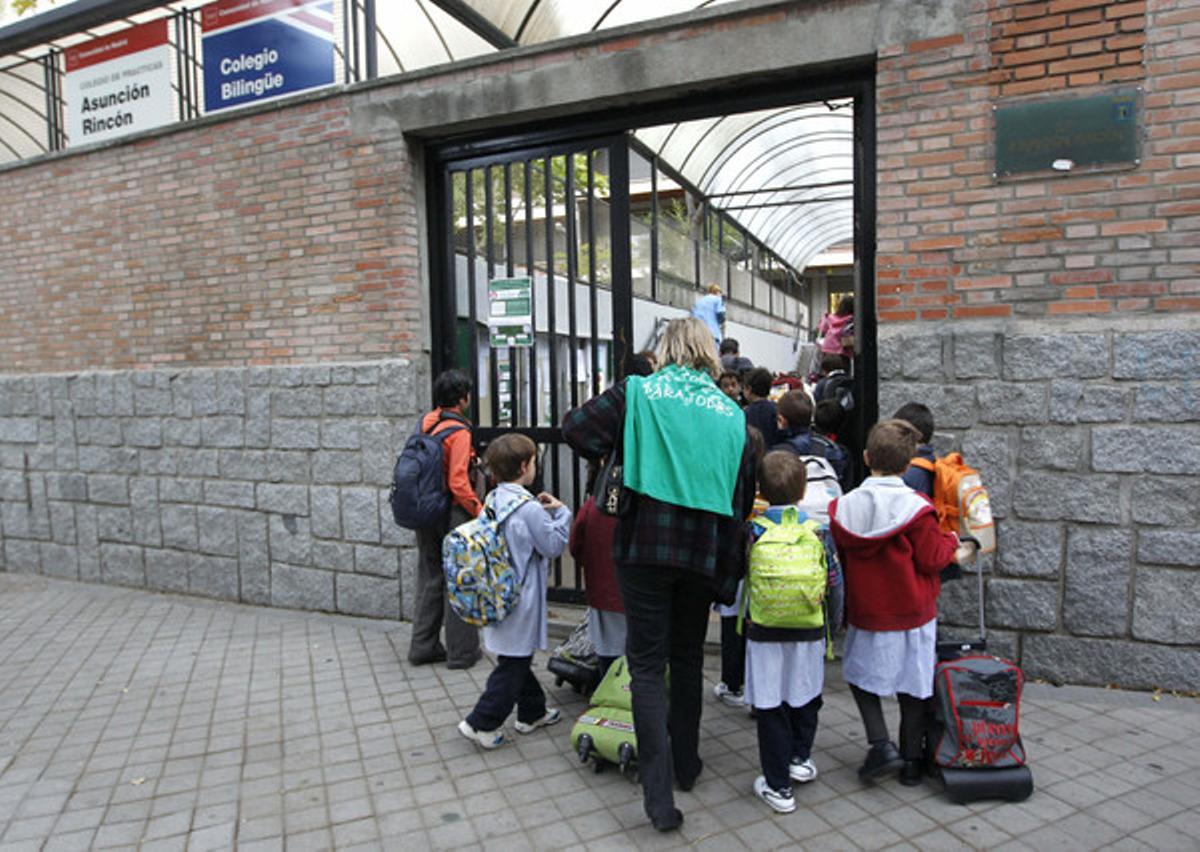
427, 73, 876, 603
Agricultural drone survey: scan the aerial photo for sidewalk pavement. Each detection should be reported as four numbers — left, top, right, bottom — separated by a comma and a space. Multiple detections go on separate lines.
0, 574, 1197, 851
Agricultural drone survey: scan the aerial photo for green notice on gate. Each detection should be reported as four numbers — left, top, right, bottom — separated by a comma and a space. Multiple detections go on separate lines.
488, 277, 533, 348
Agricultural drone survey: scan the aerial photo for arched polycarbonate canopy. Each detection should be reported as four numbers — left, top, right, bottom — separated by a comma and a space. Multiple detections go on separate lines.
635, 101, 853, 273
0, 0, 852, 272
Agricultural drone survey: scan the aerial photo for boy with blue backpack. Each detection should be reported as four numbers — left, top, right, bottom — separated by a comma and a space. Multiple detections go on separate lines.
455, 433, 572, 749
743, 451, 842, 813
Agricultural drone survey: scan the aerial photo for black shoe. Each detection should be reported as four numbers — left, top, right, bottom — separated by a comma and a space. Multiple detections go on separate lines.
677, 760, 703, 792
899, 759, 924, 786
408, 648, 447, 666
446, 650, 482, 670
650, 808, 683, 832
858, 742, 904, 781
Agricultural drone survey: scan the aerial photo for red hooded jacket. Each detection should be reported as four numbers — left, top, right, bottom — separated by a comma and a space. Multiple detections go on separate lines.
569, 496, 624, 613
830, 476, 957, 631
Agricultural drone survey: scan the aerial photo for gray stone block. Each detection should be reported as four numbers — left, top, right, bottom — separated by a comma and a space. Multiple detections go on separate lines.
161, 505, 198, 551
312, 540, 354, 572
378, 360, 427, 416
977, 382, 1047, 425
203, 480, 256, 509
4, 539, 40, 573
241, 561, 270, 606
355, 365, 379, 385
1133, 567, 1200, 645
76, 505, 100, 581
146, 549, 190, 593
325, 386, 379, 417
355, 544, 399, 578
1003, 333, 1108, 380
96, 506, 133, 543
163, 418, 201, 448
248, 367, 272, 386
954, 333, 1001, 379
300, 365, 331, 386
45, 472, 87, 502
271, 420, 319, 451
265, 451, 309, 483
997, 521, 1062, 578
336, 573, 399, 620
1113, 331, 1200, 379
131, 477, 161, 547
122, 418, 163, 448
877, 383, 976, 429
192, 370, 218, 416
269, 514, 311, 565
312, 451, 361, 485
960, 430, 1012, 518
88, 473, 129, 505
1132, 477, 1199, 526
170, 372, 193, 417
935, 569, 978, 628
245, 391, 270, 449
986, 578, 1057, 631
3, 500, 40, 539
330, 365, 356, 384
273, 366, 305, 387
341, 488, 380, 543
159, 477, 203, 503
900, 335, 946, 381
0, 418, 39, 443
361, 421, 397, 488
0, 470, 25, 501
40, 542, 78, 579
197, 507, 240, 557
1137, 530, 1200, 567
257, 483, 308, 516
1064, 527, 1132, 637
113, 374, 134, 416
100, 543, 144, 587
271, 564, 334, 611
201, 417, 244, 449
137, 449, 178, 476
1014, 472, 1121, 523
271, 388, 322, 418
1093, 426, 1200, 475
310, 486, 341, 539
380, 498, 413, 546
219, 450, 267, 481
1023, 634, 1200, 691
1020, 426, 1084, 471
69, 375, 97, 417
78, 418, 123, 447
189, 555, 240, 601
321, 420, 360, 450
216, 371, 246, 415
49, 502, 76, 545
134, 374, 173, 416
876, 336, 902, 381
169, 448, 219, 477
1133, 382, 1200, 423
238, 514, 270, 605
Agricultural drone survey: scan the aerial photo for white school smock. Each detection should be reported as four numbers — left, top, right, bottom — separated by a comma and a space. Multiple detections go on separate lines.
842, 617, 937, 699
481, 483, 571, 658
744, 639, 825, 710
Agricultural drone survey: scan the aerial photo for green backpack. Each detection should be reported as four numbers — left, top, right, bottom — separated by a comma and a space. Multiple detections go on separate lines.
742, 508, 827, 631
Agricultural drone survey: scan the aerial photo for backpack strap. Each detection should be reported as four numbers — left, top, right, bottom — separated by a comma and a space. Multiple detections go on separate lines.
910, 457, 936, 473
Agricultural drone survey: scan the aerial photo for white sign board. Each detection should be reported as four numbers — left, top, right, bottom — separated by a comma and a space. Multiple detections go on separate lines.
64, 19, 174, 147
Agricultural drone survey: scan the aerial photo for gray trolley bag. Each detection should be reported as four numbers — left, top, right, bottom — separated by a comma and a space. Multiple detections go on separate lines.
934, 541, 1034, 804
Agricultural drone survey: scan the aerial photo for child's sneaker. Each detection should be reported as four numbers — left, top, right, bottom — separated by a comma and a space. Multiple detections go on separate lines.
457, 719, 505, 749
514, 708, 561, 734
753, 776, 796, 814
789, 758, 818, 784
713, 681, 744, 708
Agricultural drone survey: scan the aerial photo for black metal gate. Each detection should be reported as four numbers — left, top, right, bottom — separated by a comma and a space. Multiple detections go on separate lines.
429, 134, 632, 602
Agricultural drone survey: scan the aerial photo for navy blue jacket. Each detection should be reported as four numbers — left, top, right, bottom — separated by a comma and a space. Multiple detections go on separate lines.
902, 444, 936, 498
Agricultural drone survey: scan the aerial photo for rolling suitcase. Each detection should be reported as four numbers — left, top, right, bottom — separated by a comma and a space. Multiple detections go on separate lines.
571, 655, 639, 779
547, 619, 603, 695
933, 540, 1034, 804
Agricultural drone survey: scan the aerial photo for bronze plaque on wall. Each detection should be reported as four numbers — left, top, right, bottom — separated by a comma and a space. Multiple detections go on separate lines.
995, 89, 1140, 177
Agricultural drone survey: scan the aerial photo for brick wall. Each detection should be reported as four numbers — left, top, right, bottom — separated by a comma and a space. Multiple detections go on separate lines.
0, 100, 424, 371
876, 0, 1200, 321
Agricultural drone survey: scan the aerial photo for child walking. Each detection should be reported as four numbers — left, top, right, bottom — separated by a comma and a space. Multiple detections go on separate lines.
829, 420, 958, 784
745, 451, 840, 813
458, 433, 572, 748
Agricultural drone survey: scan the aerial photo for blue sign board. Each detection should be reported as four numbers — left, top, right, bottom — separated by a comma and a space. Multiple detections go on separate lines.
201, 0, 335, 113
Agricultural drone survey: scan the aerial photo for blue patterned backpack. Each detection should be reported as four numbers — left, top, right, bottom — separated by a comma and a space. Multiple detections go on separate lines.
442, 491, 532, 626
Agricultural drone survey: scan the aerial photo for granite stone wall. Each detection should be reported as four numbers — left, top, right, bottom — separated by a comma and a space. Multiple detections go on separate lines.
879, 321, 1200, 692
0, 359, 429, 622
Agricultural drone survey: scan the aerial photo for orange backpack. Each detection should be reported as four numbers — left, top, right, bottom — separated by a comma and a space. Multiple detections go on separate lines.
910, 453, 996, 553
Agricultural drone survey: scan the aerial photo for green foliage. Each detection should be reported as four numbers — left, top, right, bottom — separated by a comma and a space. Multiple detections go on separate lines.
11, 0, 49, 15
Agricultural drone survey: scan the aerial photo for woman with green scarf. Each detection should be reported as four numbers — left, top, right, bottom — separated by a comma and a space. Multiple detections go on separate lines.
563, 317, 757, 833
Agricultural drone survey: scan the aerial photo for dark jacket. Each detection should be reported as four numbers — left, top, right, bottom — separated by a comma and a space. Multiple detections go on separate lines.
743, 398, 780, 449
902, 444, 936, 498
570, 496, 623, 613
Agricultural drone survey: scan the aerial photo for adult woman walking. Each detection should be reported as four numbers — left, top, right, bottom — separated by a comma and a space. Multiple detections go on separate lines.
563, 318, 756, 832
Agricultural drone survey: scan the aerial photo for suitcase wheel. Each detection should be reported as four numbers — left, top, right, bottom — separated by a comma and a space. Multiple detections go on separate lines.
576, 733, 594, 764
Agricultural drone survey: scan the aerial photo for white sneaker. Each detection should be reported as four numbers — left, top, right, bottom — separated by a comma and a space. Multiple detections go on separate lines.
457, 719, 505, 749
713, 681, 744, 708
753, 775, 796, 814
514, 708, 561, 734
789, 758, 818, 784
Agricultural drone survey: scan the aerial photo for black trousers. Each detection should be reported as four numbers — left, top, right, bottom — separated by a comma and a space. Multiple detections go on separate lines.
849, 685, 930, 760
465, 655, 546, 732
617, 563, 712, 824
756, 696, 823, 791
408, 505, 479, 666
719, 616, 745, 692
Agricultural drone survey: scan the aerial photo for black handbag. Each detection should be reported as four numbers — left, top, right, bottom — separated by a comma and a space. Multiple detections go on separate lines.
593, 414, 631, 517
